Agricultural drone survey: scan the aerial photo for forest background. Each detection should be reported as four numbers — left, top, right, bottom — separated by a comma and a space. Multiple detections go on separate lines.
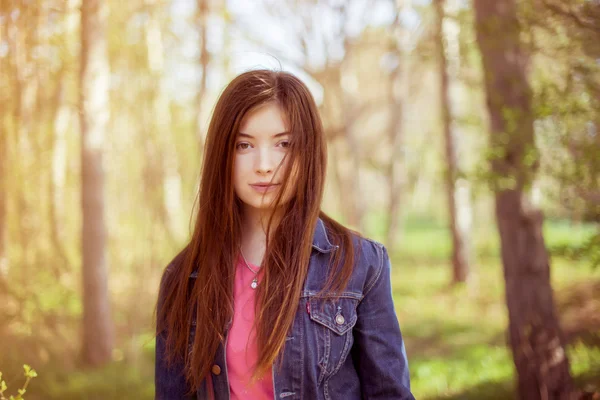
0, 0, 599, 399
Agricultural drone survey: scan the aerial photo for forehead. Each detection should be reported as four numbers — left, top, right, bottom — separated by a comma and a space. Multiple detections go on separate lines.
239, 102, 289, 136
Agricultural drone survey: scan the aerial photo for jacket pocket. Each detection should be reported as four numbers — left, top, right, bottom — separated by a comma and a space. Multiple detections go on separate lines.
308, 296, 358, 384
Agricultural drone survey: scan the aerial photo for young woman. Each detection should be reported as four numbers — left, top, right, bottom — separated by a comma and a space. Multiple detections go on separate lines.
155, 69, 414, 400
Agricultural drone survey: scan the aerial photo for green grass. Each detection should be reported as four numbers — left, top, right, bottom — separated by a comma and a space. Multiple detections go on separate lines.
392, 253, 600, 399
384, 215, 599, 264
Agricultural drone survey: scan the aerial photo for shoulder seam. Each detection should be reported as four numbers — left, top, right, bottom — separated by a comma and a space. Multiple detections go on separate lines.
362, 242, 385, 298
362, 237, 384, 248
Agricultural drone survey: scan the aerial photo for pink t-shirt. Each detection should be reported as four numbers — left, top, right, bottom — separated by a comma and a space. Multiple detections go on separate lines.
225, 256, 274, 399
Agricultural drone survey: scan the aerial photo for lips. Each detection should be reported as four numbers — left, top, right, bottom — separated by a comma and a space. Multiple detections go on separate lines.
250, 183, 280, 193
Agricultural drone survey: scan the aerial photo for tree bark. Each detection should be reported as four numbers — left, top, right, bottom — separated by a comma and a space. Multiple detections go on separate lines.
434, 0, 471, 283
473, 1, 576, 398
80, 0, 113, 366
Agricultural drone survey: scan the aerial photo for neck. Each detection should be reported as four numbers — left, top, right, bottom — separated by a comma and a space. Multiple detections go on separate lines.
239, 206, 284, 266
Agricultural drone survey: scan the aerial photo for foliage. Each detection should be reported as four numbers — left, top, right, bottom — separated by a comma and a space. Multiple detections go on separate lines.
550, 231, 600, 270
0, 365, 38, 400
525, 0, 600, 273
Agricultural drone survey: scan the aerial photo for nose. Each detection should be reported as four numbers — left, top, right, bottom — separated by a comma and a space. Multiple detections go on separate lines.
255, 147, 275, 175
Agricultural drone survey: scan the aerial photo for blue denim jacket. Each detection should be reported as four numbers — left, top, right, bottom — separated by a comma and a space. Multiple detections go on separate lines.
156, 218, 415, 399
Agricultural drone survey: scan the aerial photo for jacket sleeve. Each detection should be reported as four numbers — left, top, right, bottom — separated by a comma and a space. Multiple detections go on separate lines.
155, 265, 195, 400
351, 244, 415, 400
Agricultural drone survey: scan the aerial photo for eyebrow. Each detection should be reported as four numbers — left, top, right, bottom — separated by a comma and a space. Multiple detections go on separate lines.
237, 131, 290, 139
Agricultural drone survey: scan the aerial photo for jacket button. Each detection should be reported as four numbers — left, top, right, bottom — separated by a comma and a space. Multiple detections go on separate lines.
335, 314, 345, 325
211, 365, 221, 375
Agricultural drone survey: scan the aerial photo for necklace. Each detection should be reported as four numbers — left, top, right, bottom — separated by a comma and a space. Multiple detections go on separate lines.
239, 248, 259, 289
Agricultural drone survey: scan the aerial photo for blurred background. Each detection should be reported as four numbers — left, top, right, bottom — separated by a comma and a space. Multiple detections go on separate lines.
0, 0, 599, 399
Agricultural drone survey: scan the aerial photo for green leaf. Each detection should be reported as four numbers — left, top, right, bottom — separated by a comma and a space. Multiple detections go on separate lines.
22, 364, 37, 379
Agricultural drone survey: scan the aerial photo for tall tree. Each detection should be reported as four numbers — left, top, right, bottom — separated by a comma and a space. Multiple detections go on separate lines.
0, 84, 6, 277
195, 0, 210, 151
0, 6, 7, 275
144, 0, 186, 244
473, 0, 575, 398
80, 0, 114, 366
384, 9, 408, 253
434, 0, 472, 283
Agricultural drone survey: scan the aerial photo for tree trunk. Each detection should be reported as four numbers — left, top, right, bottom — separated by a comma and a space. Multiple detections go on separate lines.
385, 61, 404, 251
196, 0, 210, 152
473, 1, 576, 398
0, 11, 7, 274
384, 15, 407, 253
0, 85, 6, 276
340, 110, 365, 231
50, 68, 72, 271
8, 4, 36, 278
80, 0, 113, 366
145, 0, 186, 243
434, 0, 471, 283
316, 67, 365, 231
337, 69, 365, 231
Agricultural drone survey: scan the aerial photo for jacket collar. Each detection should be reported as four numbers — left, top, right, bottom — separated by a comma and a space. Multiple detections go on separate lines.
311, 217, 338, 254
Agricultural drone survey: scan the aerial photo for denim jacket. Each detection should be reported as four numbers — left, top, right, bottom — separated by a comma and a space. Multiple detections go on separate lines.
155, 218, 415, 400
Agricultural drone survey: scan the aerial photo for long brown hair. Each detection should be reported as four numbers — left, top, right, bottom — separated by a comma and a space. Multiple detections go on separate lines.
157, 69, 356, 392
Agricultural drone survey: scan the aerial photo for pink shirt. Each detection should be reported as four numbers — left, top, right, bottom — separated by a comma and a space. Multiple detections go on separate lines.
225, 256, 274, 399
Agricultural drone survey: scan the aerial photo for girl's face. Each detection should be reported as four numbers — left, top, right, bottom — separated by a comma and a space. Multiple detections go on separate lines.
233, 102, 294, 211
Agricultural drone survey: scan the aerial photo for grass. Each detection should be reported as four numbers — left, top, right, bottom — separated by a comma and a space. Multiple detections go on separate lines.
390, 218, 600, 399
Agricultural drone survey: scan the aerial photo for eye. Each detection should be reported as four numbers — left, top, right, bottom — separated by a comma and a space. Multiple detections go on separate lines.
236, 142, 251, 150
278, 140, 291, 149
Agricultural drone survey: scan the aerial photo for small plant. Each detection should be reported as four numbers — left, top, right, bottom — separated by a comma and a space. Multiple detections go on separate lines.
0, 365, 38, 400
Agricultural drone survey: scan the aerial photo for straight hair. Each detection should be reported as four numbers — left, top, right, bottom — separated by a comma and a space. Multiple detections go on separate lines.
157, 69, 357, 392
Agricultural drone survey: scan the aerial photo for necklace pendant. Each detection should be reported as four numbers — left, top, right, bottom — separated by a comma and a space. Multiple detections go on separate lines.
251, 279, 258, 289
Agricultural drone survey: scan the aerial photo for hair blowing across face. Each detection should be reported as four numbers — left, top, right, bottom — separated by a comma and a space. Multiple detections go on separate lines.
157, 69, 357, 393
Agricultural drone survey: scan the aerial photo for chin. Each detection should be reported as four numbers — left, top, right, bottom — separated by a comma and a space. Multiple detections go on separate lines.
240, 196, 274, 210
238, 190, 291, 211
248, 198, 285, 211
